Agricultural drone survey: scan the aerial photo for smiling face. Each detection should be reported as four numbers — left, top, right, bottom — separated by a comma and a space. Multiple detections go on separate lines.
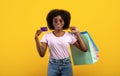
52, 15, 65, 30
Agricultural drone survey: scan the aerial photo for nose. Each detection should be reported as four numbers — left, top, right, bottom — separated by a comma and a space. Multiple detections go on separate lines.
56, 21, 61, 25
56, 21, 60, 25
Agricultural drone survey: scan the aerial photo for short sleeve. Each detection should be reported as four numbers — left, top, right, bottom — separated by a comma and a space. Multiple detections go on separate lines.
40, 34, 48, 43
69, 33, 77, 44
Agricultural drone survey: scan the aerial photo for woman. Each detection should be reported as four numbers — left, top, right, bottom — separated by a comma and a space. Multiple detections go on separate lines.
35, 9, 87, 76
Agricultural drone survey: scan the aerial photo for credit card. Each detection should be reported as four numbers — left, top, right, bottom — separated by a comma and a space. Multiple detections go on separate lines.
40, 27, 48, 31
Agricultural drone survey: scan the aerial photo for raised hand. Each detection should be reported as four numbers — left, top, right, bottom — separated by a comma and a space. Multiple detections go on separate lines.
70, 26, 79, 33
35, 29, 42, 39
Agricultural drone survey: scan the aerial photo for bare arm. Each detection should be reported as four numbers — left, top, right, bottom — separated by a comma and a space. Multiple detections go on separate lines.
34, 29, 48, 57
70, 27, 87, 52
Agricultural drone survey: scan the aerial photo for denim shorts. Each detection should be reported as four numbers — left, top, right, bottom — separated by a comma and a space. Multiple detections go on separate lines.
48, 57, 73, 76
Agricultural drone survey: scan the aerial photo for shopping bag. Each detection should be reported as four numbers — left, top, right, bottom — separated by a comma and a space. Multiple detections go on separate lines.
81, 31, 99, 52
70, 31, 99, 65
81, 31, 99, 58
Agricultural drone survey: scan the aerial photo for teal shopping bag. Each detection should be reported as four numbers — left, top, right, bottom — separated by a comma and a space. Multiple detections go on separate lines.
70, 31, 99, 65
81, 31, 99, 52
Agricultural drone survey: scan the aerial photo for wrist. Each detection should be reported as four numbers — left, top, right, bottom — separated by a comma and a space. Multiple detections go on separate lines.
35, 35, 39, 40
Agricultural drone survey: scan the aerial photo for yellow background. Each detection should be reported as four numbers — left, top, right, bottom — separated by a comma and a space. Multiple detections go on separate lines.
0, 0, 120, 76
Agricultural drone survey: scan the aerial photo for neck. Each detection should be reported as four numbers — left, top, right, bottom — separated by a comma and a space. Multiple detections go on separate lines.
53, 29, 65, 37
54, 29, 63, 33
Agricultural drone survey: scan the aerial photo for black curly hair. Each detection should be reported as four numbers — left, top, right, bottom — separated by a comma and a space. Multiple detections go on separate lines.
46, 9, 71, 30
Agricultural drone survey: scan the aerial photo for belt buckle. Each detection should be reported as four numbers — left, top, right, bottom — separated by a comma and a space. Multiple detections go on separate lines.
60, 59, 64, 63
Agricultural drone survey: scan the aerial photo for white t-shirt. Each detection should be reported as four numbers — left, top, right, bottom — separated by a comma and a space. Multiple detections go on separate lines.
40, 32, 77, 59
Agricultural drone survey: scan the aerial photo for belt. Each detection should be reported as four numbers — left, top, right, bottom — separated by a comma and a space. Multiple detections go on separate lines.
49, 57, 70, 63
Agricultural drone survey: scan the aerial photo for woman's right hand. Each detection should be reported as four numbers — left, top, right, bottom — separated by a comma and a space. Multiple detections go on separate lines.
35, 29, 42, 39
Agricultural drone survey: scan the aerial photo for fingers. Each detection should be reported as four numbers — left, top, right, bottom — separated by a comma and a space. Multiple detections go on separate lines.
35, 29, 42, 37
37, 29, 42, 35
70, 26, 78, 31
70, 26, 76, 30
69, 27, 79, 34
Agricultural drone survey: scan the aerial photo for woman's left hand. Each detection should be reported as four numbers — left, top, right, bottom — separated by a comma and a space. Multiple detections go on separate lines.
70, 26, 79, 33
